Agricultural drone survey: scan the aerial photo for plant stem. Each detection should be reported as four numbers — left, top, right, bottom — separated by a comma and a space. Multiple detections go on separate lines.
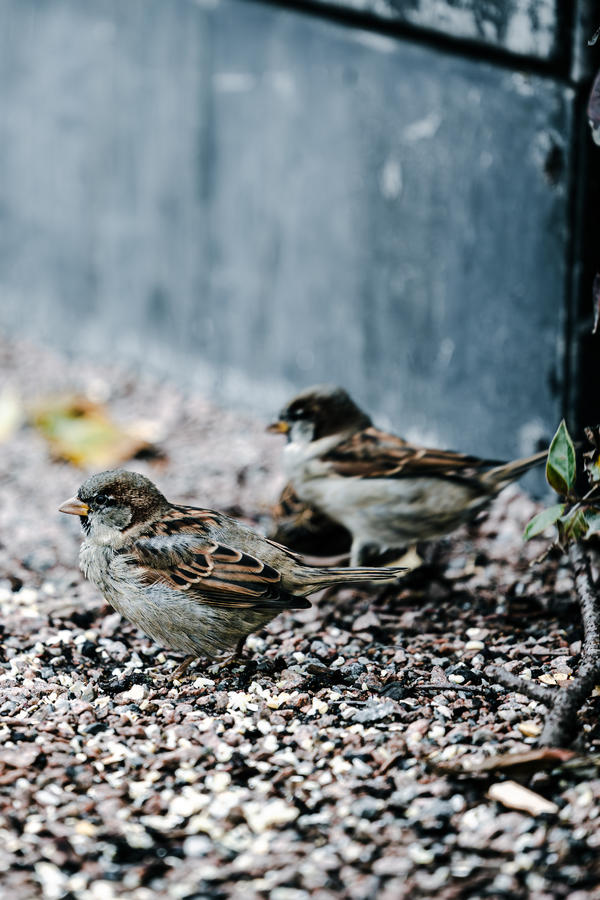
538, 543, 600, 747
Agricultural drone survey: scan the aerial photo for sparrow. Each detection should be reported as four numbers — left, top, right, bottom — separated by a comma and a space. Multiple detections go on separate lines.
268, 385, 547, 566
59, 470, 404, 675
269, 481, 352, 558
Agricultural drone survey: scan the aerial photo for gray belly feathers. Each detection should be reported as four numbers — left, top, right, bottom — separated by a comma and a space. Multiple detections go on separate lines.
293, 472, 486, 545
79, 542, 274, 658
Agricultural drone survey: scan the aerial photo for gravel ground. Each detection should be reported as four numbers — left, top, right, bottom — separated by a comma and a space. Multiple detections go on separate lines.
1, 335, 600, 899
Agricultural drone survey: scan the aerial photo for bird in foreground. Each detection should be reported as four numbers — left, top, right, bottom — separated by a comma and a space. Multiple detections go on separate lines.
268, 385, 547, 566
59, 470, 404, 676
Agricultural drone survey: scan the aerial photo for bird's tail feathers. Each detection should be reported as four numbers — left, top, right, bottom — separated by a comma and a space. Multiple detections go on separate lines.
482, 449, 547, 486
300, 565, 405, 593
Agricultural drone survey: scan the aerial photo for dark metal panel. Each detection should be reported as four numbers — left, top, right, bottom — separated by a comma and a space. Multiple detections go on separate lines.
259, 0, 567, 64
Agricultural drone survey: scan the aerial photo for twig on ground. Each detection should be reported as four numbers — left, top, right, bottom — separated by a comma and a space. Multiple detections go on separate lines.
538, 543, 600, 747
414, 681, 493, 696
487, 543, 600, 747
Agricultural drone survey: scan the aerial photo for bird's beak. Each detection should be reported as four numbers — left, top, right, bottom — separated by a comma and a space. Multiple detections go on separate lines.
266, 420, 290, 434
59, 497, 89, 517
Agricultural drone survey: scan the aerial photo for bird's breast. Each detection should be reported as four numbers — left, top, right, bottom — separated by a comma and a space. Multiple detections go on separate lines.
283, 436, 342, 487
79, 542, 137, 598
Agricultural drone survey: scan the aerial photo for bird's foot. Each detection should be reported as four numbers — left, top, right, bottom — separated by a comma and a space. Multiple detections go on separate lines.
207, 638, 250, 677
207, 655, 236, 677
172, 655, 196, 681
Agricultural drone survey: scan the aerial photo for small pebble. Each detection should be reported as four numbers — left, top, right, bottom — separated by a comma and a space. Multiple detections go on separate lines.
465, 640, 485, 651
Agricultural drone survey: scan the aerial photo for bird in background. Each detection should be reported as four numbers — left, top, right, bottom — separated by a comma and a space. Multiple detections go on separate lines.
59, 470, 404, 676
268, 385, 547, 566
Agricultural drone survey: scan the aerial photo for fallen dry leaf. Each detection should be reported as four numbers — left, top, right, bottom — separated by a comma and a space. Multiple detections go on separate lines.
487, 780, 558, 816
517, 721, 543, 738
29, 394, 155, 468
428, 747, 576, 777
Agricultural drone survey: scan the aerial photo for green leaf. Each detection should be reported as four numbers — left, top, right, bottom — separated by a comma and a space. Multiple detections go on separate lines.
524, 504, 566, 540
584, 508, 600, 537
546, 420, 576, 496
560, 508, 588, 542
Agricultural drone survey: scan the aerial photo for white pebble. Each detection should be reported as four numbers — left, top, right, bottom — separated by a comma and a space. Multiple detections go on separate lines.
170, 789, 210, 819
429, 725, 446, 740
140, 814, 181, 832
183, 835, 213, 857
34, 862, 68, 900
466, 627, 487, 640
119, 683, 149, 703
408, 844, 435, 865
16, 588, 39, 605
244, 798, 299, 833
206, 771, 231, 793
263, 734, 278, 753
331, 757, 352, 775
215, 743, 233, 763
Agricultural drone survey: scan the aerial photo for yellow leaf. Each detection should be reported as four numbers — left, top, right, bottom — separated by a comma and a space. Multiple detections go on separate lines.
29, 395, 156, 468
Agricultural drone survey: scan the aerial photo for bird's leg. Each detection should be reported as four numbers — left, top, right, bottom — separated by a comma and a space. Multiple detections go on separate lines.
207, 636, 249, 677
172, 655, 196, 680
350, 538, 367, 568
350, 539, 384, 567
235, 635, 248, 658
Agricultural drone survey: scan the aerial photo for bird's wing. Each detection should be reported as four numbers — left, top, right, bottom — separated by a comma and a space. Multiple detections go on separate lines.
323, 427, 504, 480
128, 507, 309, 610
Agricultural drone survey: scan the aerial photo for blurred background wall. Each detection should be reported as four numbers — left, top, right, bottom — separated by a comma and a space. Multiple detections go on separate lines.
0, 0, 596, 463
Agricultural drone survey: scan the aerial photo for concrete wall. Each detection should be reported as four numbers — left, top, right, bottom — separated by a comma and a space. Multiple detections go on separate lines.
0, 0, 590, 464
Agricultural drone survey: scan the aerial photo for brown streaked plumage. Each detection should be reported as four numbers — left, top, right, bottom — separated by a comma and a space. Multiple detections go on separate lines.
269, 481, 352, 557
59, 469, 404, 674
269, 385, 547, 565
322, 426, 504, 480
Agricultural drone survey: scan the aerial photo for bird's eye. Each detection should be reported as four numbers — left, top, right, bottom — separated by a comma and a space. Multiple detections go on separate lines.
95, 492, 113, 506
290, 406, 305, 420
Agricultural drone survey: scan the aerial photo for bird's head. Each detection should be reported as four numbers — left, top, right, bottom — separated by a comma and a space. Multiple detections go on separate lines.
267, 384, 372, 444
59, 469, 169, 544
